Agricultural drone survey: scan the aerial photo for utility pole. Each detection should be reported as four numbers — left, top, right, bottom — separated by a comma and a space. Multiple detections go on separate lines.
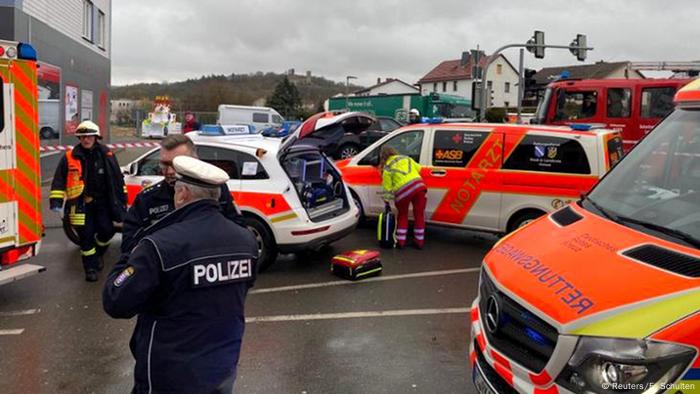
345, 75, 357, 111
517, 48, 524, 123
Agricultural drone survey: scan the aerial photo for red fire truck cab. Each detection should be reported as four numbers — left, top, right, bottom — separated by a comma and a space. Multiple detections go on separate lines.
532, 78, 692, 151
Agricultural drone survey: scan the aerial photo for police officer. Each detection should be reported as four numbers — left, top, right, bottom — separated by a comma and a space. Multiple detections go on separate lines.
121, 134, 244, 254
49, 121, 126, 282
103, 156, 257, 394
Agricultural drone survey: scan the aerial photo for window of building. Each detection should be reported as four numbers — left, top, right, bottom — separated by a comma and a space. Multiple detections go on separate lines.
252, 113, 269, 123
496, 64, 503, 75
641, 87, 676, 119
503, 134, 591, 174
442, 81, 447, 92
607, 88, 631, 118
433, 83, 437, 92
487, 81, 493, 90
453, 81, 458, 92
82, 0, 94, 42
432, 130, 488, 167
505, 82, 511, 93
96, 10, 106, 49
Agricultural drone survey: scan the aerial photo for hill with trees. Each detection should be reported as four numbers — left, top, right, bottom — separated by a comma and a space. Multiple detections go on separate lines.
112, 72, 362, 118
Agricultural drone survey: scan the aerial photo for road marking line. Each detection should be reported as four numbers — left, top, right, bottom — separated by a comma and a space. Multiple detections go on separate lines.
250, 267, 481, 295
246, 307, 471, 323
0, 309, 40, 317
0, 329, 24, 336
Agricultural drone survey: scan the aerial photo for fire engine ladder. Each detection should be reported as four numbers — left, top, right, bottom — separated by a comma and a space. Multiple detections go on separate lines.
626, 61, 700, 75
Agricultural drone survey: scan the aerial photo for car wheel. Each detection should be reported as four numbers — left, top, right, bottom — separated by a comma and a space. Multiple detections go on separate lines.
507, 210, 546, 233
244, 216, 278, 272
338, 144, 360, 159
62, 215, 82, 246
40, 127, 55, 140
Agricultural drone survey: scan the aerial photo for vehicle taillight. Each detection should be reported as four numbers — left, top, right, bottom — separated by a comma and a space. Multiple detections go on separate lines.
1, 246, 33, 266
0, 46, 4, 57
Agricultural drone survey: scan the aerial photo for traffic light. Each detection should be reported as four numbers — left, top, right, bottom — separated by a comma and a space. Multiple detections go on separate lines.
471, 81, 482, 110
526, 30, 545, 59
569, 34, 587, 61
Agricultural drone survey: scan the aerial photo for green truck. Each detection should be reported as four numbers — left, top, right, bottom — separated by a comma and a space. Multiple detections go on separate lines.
327, 92, 473, 122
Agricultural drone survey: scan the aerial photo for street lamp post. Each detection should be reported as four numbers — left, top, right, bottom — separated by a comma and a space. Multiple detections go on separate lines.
346, 75, 357, 111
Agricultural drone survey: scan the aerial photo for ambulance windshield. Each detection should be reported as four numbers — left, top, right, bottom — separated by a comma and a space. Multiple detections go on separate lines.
585, 108, 700, 247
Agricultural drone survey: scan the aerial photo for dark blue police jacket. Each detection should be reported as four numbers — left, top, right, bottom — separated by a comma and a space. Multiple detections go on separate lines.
103, 199, 258, 393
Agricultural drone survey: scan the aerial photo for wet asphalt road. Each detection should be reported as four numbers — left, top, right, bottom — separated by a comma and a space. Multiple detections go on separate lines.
0, 149, 496, 393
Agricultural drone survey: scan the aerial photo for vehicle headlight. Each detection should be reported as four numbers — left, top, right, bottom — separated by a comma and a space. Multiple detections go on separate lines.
556, 336, 695, 394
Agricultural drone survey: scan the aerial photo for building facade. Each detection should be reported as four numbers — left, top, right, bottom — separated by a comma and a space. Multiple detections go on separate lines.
354, 78, 419, 96
417, 52, 519, 108
0, 0, 111, 144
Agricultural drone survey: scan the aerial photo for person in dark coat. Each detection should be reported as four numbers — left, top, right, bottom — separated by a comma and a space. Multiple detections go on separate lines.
49, 121, 126, 282
121, 134, 245, 254
103, 156, 258, 394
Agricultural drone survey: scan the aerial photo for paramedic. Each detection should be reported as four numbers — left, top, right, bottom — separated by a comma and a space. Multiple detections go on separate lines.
408, 108, 421, 124
380, 146, 427, 248
103, 156, 258, 394
49, 121, 127, 282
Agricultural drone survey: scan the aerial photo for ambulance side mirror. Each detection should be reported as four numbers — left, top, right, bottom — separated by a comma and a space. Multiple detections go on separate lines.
123, 162, 137, 176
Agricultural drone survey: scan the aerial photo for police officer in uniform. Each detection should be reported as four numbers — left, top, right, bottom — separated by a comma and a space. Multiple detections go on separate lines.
49, 121, 127, 281
103, 156, 257, 394
121, 134, 244, 253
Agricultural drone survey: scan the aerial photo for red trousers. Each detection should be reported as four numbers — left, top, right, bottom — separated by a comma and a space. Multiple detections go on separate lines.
394, 188, 427, 247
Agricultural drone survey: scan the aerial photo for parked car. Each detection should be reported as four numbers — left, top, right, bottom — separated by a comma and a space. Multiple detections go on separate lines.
334, 115, 404, 159
337, 120, 623, 234
261, 120, 302, 138
122, 113, 363, 271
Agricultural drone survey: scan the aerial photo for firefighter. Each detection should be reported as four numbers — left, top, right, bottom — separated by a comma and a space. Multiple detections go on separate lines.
49, 121, 127, 282
103, 156, 258, 394
408, 108, 421, 124
380, 146, 427, 249
121, 134, 245, 254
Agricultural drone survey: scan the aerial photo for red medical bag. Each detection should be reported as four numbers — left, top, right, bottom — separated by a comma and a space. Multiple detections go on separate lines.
331, 249, 382, 280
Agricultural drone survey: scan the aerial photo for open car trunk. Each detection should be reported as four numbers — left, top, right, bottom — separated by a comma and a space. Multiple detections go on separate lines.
281, 146, 350, 222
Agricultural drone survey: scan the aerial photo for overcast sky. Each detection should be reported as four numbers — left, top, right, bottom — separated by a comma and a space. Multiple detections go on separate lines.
111, 0, 698, 87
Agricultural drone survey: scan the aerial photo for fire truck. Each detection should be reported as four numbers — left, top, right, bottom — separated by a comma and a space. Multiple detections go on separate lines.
0, 40, 44, 285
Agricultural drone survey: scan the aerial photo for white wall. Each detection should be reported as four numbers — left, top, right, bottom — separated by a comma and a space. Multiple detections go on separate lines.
484, 56, 519, 108
22, 0, 110, 58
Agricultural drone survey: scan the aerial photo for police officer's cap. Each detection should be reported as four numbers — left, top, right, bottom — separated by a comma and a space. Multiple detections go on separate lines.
173, 156, 228, 188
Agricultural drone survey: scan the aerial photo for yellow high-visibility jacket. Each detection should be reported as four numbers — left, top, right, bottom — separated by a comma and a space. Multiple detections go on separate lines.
382, 155, 423, 201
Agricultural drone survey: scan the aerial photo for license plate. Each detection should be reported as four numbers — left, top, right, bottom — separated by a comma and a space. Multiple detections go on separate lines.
472, 363, 496, 394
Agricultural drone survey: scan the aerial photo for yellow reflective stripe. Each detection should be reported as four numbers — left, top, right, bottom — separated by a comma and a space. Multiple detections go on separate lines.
95, 237, 111, 247
81, 248, 97, 257
571, 288, 700, 338
270, 212, 298, 223
49, 190, 66, 199
355, 267, 382, 278
69, 213, 86, 226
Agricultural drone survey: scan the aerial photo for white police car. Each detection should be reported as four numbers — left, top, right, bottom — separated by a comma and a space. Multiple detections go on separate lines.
123, 112, 365, 270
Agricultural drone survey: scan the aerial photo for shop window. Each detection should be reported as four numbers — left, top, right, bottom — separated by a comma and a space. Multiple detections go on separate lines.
607, 88, 631, 118
432, 130, 489, 167
503, 134, 591, 174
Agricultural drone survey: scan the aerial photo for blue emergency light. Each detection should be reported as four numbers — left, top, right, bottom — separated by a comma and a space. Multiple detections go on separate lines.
570, 124, 592, 131
17, 43, 37, 61
423, 117, 444, 124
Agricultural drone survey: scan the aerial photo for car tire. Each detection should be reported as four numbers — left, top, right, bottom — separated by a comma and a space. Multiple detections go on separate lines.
62, 216, 82, 246
244, 215, 278, 272
337, 143, 360, 159
40, 127, 55, 140
507, 210, 546, 233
